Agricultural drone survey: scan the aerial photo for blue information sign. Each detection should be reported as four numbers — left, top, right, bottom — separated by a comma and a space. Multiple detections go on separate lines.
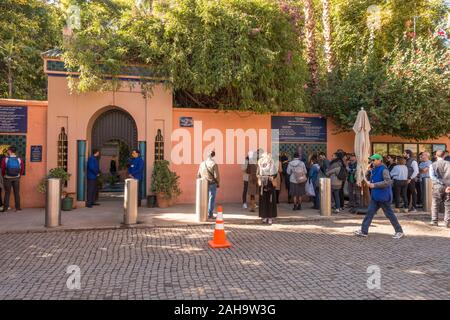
271, 116, 327, 143
30, 145, 42, 162
0, 106, 28, 133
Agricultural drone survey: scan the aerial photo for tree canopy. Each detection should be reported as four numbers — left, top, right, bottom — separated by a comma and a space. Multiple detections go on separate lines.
317, 37, 450, 140
63, 0, 309, 112
0, 0, 449, 139
0, 0, 62, 99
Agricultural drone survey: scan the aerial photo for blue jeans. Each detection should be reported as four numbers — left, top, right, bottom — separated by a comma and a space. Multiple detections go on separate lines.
313, 186, 320, 209
361, 199, 403, 235
332, 189, 341, 209
208, 183, 217, 217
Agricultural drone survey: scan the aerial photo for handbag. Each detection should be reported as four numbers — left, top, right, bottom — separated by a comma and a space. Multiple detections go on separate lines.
306, 179, 315, 197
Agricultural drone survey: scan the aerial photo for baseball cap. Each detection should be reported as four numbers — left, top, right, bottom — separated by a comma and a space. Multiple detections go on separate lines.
369, 154, 383, 161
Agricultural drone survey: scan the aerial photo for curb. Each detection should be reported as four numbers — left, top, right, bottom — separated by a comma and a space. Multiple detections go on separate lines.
0, 214, 353, 235
0, 211, 431, 235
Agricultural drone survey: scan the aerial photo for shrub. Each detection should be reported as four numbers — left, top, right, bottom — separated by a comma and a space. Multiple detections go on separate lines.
150, 160, 181, 200
37, 167, 71, 194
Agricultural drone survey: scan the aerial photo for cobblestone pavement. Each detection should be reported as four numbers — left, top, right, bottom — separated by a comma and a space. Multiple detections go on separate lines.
0, 215, 449, 300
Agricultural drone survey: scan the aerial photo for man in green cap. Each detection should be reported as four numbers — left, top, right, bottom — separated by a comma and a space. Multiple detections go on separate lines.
354, 154, 405, 239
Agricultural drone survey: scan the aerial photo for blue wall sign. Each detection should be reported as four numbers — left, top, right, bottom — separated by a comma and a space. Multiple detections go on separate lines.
0, 106, 28, 133
271, 116, 327, 143
179, 117, 194, 127
30, 145, 42, 162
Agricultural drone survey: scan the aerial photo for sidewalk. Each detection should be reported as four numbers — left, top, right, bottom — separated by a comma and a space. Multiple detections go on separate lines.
0, 199, 430, 234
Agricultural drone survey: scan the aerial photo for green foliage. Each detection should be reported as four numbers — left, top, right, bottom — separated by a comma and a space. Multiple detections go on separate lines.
150, 160, 181, 200
62, 0, 309, 112
330, 0, 448, 70
37, 167, 71, 194
317, 36, 450, 140
0, 0, 63, 99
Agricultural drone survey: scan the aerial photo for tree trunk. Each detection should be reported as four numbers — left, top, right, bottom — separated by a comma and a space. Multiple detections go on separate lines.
303, 0, 319, 93
321, 0, 335, 73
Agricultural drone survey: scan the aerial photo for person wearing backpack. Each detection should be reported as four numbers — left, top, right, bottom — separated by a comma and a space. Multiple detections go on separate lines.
326, 152, 346, 214
1, 146, 24, 212
286, 152, 307, 210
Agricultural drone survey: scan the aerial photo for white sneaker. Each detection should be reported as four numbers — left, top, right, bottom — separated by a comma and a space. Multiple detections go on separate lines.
392, 232, 405, 239
242, 203, 248, 209
268, 218, 273, 225
354, 230, 368, 237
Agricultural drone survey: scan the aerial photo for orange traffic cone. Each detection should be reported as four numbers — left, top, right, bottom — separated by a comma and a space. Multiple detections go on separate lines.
208, 205, 232, 249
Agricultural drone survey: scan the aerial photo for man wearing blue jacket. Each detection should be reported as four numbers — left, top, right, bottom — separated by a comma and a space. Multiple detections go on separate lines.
86, 149, 100, 208
354, 154, 404, 239
128, 149, 144, 206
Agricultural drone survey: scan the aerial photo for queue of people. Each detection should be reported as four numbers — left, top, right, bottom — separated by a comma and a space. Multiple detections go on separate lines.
198, 146, 450, 231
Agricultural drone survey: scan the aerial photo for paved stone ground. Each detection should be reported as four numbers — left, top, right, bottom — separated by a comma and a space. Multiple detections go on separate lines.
0, 214, 449, 300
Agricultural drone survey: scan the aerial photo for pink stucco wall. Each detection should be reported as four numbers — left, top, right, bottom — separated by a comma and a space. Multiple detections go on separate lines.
0, 99, 47, 208
171, 108, 449, 204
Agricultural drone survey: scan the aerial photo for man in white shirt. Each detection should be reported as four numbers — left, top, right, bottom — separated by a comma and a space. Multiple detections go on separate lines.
404, 150, 419, 212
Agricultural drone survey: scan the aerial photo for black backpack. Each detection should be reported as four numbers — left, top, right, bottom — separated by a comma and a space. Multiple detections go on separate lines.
337, 164, 348, 181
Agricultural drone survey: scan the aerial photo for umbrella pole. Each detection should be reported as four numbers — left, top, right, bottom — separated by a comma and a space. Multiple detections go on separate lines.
354, 180, 370, 215
362, 180, 370, 207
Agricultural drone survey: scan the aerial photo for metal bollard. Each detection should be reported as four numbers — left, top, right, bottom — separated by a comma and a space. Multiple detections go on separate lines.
320, 178, 332, 216
196, 178, 209, 222
45, 178, 61, 227
124, 178, 138, 226
423, 177, 433, 213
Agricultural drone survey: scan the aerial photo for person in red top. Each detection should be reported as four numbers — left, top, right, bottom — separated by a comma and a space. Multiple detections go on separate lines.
1, 146, 24, 212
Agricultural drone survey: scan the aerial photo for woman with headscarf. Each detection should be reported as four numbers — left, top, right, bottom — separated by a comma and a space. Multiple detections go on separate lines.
257, 152, 278, 224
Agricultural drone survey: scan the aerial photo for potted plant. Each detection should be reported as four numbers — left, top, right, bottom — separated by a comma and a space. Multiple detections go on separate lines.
150, 160, 181, 208
38, 168, 72, 210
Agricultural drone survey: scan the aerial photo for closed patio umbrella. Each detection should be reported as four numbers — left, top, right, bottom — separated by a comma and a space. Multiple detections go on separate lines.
353, 108, 371, 209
